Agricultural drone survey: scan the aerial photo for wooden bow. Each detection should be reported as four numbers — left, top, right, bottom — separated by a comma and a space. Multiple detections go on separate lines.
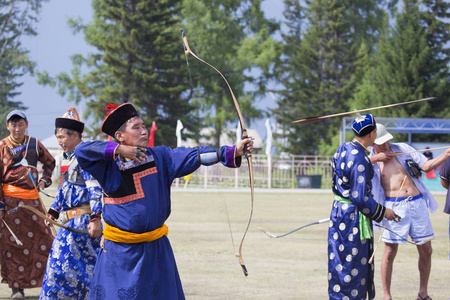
180, 28, 254, 276
258, 218, 330, 239
8, 204, 89, 235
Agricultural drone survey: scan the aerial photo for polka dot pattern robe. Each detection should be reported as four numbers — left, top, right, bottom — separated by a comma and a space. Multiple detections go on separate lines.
328, 140, 385, 300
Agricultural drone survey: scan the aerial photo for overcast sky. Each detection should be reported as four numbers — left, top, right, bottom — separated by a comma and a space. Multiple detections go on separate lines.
18, 0, 284, 141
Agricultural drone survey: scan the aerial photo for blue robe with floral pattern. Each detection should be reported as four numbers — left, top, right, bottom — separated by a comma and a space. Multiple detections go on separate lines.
40, 150, 103, 300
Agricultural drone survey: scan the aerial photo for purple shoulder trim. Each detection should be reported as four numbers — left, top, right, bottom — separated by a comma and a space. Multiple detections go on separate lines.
105, 142, 119, 161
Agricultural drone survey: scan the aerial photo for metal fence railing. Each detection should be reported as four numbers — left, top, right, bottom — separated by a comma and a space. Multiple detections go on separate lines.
174, 154, 333, 190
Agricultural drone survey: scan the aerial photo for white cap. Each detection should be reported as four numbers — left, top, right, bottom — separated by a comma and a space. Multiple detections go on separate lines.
374, 123, 393, 145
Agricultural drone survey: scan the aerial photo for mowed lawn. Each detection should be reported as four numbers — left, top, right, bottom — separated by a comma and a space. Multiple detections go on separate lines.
1, 190, 448, 299
169, 190, 450, 300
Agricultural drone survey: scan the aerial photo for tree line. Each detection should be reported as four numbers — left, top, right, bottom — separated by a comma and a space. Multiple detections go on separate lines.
1, 0, 449, 154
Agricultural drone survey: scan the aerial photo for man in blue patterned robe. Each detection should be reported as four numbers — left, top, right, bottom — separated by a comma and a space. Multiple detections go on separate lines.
328, 114, 397, 299
40, 107, 103, 299
74, 103, 254, 300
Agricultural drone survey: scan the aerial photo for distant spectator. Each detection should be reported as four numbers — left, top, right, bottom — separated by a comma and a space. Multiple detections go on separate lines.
424, 147, 433, 160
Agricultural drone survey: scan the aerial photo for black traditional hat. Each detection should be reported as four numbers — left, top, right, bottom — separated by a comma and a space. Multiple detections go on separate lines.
351, 114, 376, 137
101, 103, 139, 137
55, 106, 84, 133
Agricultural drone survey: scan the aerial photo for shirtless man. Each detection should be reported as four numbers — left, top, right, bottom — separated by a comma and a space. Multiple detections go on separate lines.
370, 123, 450, 300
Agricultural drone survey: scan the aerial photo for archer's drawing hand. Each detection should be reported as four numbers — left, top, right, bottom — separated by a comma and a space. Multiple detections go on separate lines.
116, 145, 147, 162
236, 137, 255, 157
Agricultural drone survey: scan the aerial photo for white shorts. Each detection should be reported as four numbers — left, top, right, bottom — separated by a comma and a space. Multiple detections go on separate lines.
382, 194, 434, 244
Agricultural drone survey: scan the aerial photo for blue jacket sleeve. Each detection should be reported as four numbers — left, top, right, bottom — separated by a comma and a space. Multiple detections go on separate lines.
169, 145, 242, 179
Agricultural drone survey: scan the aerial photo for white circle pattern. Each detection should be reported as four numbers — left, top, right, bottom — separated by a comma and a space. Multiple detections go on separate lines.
357, 164, 365, 172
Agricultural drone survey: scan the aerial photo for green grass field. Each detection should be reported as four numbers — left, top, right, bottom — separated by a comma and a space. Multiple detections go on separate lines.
1, 190, 448, 299
169, 190, 449, 300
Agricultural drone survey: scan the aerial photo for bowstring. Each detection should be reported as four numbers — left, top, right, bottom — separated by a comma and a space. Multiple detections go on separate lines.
181, 35, 238, 257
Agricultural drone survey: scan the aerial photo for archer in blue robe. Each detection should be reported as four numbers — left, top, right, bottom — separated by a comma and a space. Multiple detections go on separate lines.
328, 140, 386, 300
75, 141, 241, 300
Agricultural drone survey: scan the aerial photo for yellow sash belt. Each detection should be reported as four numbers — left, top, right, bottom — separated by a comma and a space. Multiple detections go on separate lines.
103, 222, 168, 244
2, 184, 38, 200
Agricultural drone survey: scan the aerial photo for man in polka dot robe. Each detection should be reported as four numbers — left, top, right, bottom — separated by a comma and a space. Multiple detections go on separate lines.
328, 114, 397, 300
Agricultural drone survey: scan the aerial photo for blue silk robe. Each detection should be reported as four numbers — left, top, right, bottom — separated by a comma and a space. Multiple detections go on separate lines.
40, 151, 103, 300
75, 142, 241, 300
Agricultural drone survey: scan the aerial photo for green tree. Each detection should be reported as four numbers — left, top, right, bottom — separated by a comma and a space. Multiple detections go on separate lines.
38, 0, 195, 146
180, 0, 281, 146
354, 0, 450, 135
0, 0, 45, 137
274, 0, 388, 155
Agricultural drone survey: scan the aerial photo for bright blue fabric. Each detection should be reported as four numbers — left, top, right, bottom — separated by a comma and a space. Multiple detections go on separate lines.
75, 142, 236, 300
40, 151, 103, 300
328, 141, 380, 300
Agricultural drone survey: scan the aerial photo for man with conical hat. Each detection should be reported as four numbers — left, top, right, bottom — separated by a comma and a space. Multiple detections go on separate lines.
74, 102, 254, 300
328, 114, 397, 300
40, 107, 103, 300
0, 109, 55, 299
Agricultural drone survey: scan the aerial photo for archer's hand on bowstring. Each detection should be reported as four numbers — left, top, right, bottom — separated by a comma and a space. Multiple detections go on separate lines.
385, 208, 401, 222
116, 145, 147, 162
235, 137, 255, 157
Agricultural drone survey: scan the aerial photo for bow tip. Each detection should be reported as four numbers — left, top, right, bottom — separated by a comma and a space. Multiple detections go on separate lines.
179, 28, 185, 37
240, 264, 248, 277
